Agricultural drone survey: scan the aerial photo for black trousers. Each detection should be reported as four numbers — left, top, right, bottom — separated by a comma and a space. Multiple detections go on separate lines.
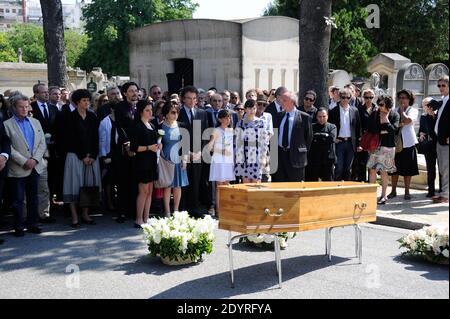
306, 160, 334, 181
425, 150, 442, 195
181, 162, 204, 216
352, 151, 369, 182
117, 155, 136, 218
10, 169, 40, 230
271, 148, 305, 182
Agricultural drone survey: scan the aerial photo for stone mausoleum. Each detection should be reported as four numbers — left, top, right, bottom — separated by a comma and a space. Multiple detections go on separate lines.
129, 16, 300, 95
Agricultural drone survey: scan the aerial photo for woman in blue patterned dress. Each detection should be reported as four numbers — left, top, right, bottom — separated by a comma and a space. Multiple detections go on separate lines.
161, 101, 189, 217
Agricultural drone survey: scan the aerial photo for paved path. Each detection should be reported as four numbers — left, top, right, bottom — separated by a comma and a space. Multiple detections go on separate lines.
0, 216, 447, 299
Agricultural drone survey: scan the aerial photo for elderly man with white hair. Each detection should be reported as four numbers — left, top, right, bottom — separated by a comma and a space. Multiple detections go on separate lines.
272, 90, 312, 182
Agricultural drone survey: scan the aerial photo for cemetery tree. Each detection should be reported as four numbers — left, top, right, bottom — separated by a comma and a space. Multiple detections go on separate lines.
0, 33, 16, 62
265, 0, 449, 71
298, 0, 332, 109
40, 0, 67, 87
79, 0, 198, 75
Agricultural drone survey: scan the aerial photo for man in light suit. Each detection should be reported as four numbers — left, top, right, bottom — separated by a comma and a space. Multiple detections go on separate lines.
4, 92, 46, 237
272, 90, 313, 182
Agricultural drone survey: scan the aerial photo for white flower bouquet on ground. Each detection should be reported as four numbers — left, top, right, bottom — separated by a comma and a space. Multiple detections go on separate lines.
142, 211, 217, 265
398, 225, 449, 265
239, 232, 297, 250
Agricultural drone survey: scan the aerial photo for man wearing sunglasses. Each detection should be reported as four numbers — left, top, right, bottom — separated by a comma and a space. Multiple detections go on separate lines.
329, 88, 362, 181
150, 85, 163, 102
299, 90, 318, 123
426, 75, 449, 204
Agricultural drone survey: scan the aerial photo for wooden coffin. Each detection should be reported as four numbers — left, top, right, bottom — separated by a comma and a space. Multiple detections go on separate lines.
218, 182, 378, 234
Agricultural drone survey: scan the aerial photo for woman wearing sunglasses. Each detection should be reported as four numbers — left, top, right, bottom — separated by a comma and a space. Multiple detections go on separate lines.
366, 95, 400, 205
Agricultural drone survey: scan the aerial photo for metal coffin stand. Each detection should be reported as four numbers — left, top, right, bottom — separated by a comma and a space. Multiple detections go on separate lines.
219, 182, 377, 289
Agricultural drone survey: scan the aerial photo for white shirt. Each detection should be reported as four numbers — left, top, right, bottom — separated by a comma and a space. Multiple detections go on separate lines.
329, 100, 338, 110
338, 106, 351, 138
435, 95, 448, 135
400, 106, 419, 148
69, 103, 76, 112
278, 109, 296, 147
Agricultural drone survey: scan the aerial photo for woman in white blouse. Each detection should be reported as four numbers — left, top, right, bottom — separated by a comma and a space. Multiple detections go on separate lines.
388, 89, 419, 200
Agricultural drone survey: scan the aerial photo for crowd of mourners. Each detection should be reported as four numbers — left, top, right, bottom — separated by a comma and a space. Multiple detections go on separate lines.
0, 76, 448, 244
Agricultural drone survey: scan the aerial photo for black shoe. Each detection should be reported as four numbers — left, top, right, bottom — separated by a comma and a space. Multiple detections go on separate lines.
14, 229, 25, 237
116, 216, 126, 223
387, 192, 397, 199
426, 192, 435, 198
377, 197, 387, 205
134, 223, 142, 229
39, 217, 56, 224
27, 226, 42, 234
81, 218, 96, 225
70, 222, 81, 228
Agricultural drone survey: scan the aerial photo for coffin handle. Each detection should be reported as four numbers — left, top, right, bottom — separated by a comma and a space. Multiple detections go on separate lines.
265, 208, 285, 217
354, 202, 367, 212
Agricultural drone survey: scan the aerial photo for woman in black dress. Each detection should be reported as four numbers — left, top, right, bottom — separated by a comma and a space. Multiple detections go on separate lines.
130, 100, 160, 227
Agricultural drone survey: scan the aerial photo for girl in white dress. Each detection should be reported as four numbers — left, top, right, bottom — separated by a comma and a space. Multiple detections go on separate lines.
208, 109, 235, 215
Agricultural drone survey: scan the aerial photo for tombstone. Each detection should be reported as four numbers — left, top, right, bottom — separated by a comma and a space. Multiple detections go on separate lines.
425, 63, 449, 100
67, 67, 87, 92
396, 63, 426, 108
367, 53, 411, 98
327, 69, 351, 88
87, 67, 108, 93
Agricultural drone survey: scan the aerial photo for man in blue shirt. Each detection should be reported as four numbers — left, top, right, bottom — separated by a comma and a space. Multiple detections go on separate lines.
3, 92, 47, 237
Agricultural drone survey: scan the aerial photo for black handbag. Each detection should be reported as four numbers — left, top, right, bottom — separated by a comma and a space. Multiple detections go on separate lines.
416, 136, 435, 155
79, 165, 101, 208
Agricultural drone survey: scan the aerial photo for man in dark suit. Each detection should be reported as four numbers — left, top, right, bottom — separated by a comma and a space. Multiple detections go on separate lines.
328, 88, 362, 181
298, 90, 318, 123
178, 86, 209, 217
31, 83, 57, 223
427, 75, 449, 203
272, 90, 312, 182
114, 82, 140, 222
265, 86, 286, 123
0, 122, 11, 245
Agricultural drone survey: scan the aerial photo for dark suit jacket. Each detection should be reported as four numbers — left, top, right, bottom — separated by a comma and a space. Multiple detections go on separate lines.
274, 109, 313, 168
178, 106, 208, 153
265, 101, 282, 121
55, 104, 74, 157
0, 122, 11, 178
328, 104, 362, 151
31, 101, 58, 136
428, 98, 449, 145
308, 122, 337, 164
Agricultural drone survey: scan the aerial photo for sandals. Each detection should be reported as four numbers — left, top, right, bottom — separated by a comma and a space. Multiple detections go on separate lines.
387, 192, 397, 199
377, 197, 387, 205
404, 194, 412, 200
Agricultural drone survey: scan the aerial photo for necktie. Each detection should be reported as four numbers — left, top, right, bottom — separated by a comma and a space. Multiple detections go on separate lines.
282, 112, 290, 148
190, 109, 194, 125
43, 103, 49, 120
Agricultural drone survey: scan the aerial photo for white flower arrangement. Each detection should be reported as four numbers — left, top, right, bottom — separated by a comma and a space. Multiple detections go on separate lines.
398, 225, 449, 264
142, 211, 217, 263
241, 232, 297, 249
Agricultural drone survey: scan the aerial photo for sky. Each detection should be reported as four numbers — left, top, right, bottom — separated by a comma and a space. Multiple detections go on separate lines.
61, 0, 273, 20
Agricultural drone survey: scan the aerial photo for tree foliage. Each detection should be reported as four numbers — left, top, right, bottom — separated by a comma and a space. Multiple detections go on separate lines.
78, 0, 198, 75
0, 32, 16, 62
264, 0, 449, 75
0, 23, 87, 68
